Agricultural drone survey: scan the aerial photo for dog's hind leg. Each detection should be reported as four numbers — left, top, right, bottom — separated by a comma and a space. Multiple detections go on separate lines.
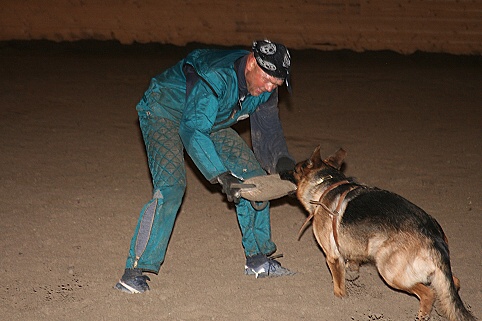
409, 283, 435, 321
385, 274, 434, 320
326, 255, 347, 297
385, 279, 434, 320
375, 246, 436, 319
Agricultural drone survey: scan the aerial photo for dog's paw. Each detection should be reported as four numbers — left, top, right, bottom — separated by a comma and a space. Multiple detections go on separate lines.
345, 269, 360, 281
333, 287, 347, 298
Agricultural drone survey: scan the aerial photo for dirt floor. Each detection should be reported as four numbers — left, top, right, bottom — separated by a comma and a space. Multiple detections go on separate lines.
0, 41, 480, 321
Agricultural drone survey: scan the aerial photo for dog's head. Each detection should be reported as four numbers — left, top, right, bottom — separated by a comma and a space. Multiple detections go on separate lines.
293, 146, 347, 213
293, 146, 347, 184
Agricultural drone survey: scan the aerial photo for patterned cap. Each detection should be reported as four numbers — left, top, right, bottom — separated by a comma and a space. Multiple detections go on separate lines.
252, 39, 292, 93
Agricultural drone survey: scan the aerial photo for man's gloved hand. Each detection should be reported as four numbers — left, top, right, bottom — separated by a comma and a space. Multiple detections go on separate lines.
276, 157, 296, 184
216, 172, 241, 204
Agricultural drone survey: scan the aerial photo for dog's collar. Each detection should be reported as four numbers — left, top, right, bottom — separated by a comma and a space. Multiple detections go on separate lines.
311, 179, 352, 206
314, 174, 334, 186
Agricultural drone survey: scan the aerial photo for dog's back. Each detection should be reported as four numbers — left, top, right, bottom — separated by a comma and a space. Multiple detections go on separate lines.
342, 189, 446, 240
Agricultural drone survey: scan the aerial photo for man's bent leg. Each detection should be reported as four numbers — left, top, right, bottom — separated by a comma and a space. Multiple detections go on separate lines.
211, 128, 276, 256
210, 128, 294, 277
235, 199, 276, 257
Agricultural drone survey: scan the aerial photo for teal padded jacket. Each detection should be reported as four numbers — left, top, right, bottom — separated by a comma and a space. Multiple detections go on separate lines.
136, 49, 279, 182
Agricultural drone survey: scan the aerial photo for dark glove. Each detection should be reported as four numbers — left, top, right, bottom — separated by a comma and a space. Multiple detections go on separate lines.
216, 172, 241, 204
276, 157, 296, 184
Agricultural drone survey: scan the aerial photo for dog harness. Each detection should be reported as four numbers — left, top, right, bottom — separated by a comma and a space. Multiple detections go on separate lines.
299, 178, 360, 249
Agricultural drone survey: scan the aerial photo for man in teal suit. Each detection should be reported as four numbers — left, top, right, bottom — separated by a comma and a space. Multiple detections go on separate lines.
115, 40, 296, 294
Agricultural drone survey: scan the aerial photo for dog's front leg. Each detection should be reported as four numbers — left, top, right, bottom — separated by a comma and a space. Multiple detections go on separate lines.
345, 259, 360, 281
312, 214, 347, 297
326, 255, 346, 297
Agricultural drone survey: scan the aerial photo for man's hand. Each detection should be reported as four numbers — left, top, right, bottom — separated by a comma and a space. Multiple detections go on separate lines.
276, 157, 296, 184
216, 172, 241, 203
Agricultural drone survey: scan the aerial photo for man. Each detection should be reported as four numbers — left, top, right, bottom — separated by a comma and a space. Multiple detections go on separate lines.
115, 39, 296, 294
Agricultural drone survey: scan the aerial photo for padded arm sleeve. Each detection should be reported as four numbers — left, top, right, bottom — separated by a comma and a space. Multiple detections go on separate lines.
250, 90, 294, 173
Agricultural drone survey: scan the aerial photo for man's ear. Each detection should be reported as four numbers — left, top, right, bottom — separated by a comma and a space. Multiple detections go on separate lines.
246, 53, 257, 71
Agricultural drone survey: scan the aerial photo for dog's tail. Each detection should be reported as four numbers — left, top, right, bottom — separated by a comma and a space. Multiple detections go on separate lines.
431, 238, 476, 321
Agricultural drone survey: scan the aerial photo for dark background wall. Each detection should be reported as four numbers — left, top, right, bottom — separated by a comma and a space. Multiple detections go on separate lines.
1, 0, 481, 54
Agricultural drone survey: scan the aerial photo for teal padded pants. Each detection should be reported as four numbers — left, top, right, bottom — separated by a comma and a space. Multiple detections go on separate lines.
125, 116, 276, 273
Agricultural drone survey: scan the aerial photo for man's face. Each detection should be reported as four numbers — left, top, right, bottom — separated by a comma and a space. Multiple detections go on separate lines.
245, 54, 284, 96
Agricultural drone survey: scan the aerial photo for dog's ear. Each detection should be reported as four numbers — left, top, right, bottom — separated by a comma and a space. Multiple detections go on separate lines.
324, 148, 347, 169
308, 145, 323, 168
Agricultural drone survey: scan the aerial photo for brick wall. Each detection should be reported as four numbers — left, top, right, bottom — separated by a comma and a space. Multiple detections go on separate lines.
1, 0, 481, 54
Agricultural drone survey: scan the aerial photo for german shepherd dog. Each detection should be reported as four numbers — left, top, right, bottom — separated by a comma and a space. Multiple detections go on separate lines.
293, 146, 476, 321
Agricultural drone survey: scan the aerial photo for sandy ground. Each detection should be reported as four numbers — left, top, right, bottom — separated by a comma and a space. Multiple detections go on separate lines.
0, 41, 480, 321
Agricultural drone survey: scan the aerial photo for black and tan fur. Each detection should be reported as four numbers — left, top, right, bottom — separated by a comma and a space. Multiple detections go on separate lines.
293, 146, 475, 321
